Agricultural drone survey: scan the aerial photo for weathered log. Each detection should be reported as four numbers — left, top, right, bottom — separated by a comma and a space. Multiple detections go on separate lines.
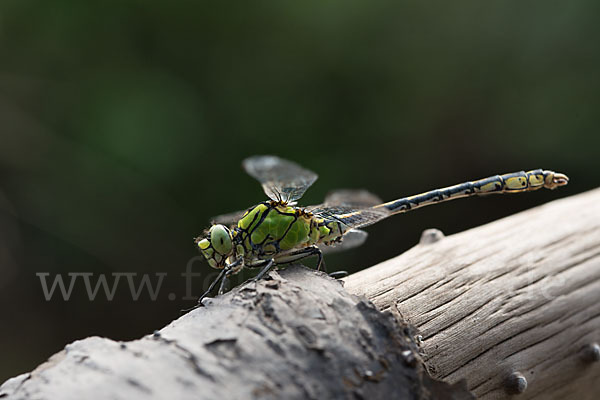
1, 189, 597, 399
344, 188, 600, 399
0, 266, 472, 400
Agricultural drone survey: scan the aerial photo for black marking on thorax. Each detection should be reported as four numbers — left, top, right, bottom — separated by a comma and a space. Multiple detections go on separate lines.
235, 201, 303, 259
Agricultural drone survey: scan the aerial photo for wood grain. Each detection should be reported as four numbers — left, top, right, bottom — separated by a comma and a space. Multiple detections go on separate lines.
343, 188, 600, 399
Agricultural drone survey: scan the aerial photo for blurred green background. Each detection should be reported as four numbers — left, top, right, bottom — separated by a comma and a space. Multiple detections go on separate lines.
1, 0, 598, 382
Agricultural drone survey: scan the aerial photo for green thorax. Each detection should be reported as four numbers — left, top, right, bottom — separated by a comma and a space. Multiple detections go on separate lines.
233, 201, 347, 261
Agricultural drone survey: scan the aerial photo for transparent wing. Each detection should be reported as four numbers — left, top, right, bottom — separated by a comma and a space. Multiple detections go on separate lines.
323, 189, 382, 207
306, 188, 388, 228
306, 189, 382, 212
243, 155, 318, 203
313, 205, 391, 229
319, 229, 368, 254
210, 209, 248, 226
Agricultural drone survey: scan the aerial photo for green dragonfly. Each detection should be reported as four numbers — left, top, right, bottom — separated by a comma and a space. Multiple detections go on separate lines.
193, 155, 568, 306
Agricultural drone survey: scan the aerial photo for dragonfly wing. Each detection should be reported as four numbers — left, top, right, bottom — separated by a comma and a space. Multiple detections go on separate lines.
313, 205, 391, 229
319, 229, 368, 254
323, 189, 383, 208
307, 188, 388, 229
306, 189, 383, 213
335, 207, 391, 229
210, 209, 248, 226
242, 155, 318, 202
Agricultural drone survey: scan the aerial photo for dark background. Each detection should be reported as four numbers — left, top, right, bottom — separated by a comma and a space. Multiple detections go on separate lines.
1, 0, 598, 382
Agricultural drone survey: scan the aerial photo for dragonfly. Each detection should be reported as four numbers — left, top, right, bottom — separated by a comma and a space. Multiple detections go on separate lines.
192, 155, 568, 307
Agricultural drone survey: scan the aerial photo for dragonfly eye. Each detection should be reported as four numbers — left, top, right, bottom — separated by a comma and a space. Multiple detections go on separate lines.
209, 224, 233, 256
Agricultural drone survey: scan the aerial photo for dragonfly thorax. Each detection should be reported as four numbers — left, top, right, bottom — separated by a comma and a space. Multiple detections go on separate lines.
232, 201, 349, 263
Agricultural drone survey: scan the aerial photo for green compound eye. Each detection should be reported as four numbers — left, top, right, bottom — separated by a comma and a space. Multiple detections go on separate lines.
209, 224, 233, 255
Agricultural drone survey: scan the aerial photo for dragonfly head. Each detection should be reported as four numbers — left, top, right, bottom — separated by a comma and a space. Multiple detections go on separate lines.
195, 224, 234, 269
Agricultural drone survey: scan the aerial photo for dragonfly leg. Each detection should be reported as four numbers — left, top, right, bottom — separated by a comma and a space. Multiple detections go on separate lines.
271, 245, 328, 272
181, 259, 243, 313
180, 268, 227, 313
218, 267, 236, 295
273, 246, 347, 278
316, 250, 326, 272
197, 268, 228, 305
253, 259, 275, 281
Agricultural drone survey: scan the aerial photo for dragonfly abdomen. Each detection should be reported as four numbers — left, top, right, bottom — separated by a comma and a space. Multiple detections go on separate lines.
324, 169, 568, 230
379, 169, 568, 215
314, 217, 349, 245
